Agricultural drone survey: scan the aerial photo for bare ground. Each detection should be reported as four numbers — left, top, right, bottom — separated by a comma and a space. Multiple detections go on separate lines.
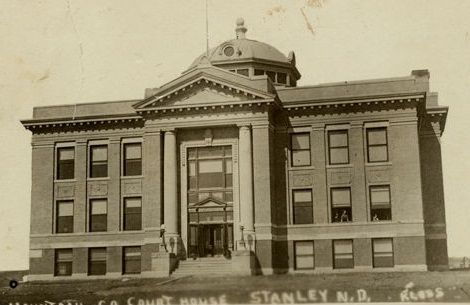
1, 270, 470, 304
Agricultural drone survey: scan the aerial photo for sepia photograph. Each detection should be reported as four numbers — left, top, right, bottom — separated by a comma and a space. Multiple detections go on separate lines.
0, 0, 469, 304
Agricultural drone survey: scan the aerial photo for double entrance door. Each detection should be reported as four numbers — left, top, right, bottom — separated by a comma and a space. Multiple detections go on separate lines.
189, 223, 233, 258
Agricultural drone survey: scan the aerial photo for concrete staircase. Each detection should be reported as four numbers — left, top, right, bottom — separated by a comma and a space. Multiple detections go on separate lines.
171, 257, 232, 277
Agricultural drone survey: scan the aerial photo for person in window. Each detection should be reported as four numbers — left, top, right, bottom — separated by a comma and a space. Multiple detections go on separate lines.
334, 212, 340, 223
373, 214, 379, 221
340, 210, 349, 222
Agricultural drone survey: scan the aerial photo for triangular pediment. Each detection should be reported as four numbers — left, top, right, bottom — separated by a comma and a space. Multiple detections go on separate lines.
159, 81, 251, 107
190, 197, 227, 209
134, 66, 275, 110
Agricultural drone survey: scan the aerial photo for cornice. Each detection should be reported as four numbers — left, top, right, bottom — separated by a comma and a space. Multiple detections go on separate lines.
138, 98, 277, 116
21, 115, 144, 132
283, 94, 425, 111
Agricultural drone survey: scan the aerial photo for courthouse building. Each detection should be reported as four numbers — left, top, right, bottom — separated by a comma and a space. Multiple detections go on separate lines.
22, 19, 449, 280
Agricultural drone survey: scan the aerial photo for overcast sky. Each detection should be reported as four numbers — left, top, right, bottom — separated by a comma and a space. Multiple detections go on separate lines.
0, 0, 469, 271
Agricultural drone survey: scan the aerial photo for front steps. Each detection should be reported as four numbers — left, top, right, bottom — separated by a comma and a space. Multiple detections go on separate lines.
172, 256, 232, 277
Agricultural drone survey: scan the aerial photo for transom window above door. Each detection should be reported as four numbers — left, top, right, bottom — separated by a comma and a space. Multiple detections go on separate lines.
187, 146, 233, 205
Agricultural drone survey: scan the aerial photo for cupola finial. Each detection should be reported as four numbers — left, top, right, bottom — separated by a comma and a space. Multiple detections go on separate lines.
235, 17, 247, 39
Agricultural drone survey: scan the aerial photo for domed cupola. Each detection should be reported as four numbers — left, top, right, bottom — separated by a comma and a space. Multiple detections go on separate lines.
187, 18, 301, 87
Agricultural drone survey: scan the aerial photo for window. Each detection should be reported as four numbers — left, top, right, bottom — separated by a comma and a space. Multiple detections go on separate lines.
124, 197, 142, 231
331, 188, 352, 223
266, 71, 276, 82
55, 249, 73, 276
370, 185, 391, 221
223, 46, 234, 57
90, 145, 108, 178
187, 146, 233, 205
88, 248, 107, 275
291, 133, 311, 167
294, 241, 315, 270
57, 147, 74, 180
236, 69, 249, 76
366, 127, 388, 163
123, 143, 142, 176
123, 246, 141, 274
277, 72, 287, 84
328, 130, 349, 165
372, 238, 394, 268
333, 240, 354, 269
89, 199, 107, 232
56, 200, 73, 233
254, 69, 264, 76
292, 189, 313, 224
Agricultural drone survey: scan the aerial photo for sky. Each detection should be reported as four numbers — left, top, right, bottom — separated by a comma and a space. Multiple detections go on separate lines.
0, 0, 469, 271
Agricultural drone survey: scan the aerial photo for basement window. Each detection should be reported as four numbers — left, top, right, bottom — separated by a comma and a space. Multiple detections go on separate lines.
372, 238, 394, 268
123, 246, 141, 274
55, 249, 73, 276
88, 248, 107, 275
294, 241, 315, 270
333, 240, 354, 269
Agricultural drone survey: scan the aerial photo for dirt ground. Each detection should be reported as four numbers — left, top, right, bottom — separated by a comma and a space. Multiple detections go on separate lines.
1, 270, 470, 304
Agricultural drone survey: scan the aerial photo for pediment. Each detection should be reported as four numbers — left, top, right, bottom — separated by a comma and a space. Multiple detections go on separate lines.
159, 82, 250, 107
134, 73, 274, 110
189, 197, 227, 209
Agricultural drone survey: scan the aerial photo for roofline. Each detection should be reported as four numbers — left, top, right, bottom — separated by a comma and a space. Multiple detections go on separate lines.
31, 99, 141, 110
21, 113, 142, 127
278, 75, 416, 91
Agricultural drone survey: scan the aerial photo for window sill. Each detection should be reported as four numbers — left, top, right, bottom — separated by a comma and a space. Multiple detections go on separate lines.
47, 231, 146, 237
87, 177, 110, 181
365, 161, 392, 167
290, 223, 315, 227
54, 179, 77, 183
288, 166, 315, 171
326, 164, 353, 169
120, 175, 144, 180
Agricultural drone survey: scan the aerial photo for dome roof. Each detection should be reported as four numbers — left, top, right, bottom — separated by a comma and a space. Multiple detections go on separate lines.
189, 38, 290, 69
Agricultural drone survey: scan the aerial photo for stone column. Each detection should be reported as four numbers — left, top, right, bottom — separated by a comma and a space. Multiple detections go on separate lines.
163, 129, 179, 254
238, 125, 254, 245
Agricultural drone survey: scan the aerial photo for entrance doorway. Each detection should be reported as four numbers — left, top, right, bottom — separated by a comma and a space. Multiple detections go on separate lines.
189, 224, 233, 257
186, 145, 234, 258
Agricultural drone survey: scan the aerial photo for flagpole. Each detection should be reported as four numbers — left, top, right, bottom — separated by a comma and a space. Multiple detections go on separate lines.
205, 0, 209, 57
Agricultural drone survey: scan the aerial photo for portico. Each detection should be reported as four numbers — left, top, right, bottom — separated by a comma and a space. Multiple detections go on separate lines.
155, 121, 259, 259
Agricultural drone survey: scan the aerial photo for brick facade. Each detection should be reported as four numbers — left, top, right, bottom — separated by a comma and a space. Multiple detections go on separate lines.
22, 23, 448, 280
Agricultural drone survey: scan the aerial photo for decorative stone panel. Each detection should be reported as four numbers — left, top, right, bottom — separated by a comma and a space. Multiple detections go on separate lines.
367, 169, 391, 183
88, 182, 108, 196
56, 184, 75, 198
329, 170, 353, 185
123, 180, 142, 195
289, 170, 314, 187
